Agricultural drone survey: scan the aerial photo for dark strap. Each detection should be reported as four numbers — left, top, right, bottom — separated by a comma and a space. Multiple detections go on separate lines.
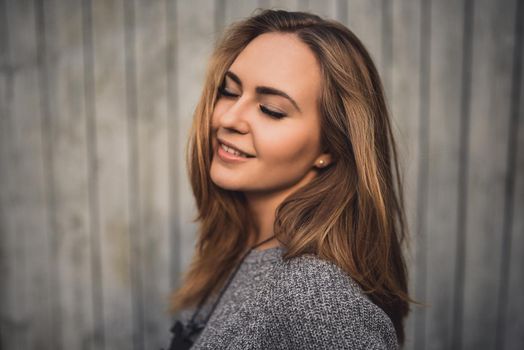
164, 319, 207, 350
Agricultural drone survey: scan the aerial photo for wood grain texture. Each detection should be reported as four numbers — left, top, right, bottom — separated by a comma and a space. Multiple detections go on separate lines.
41, 0, 95, 348
462, 0, 518, 348
165, 0, 182, 299
503, 5, 524, 346
345, 0, 388, 93
267, 0, 300, 11
389, 1, 423, 349
91, 0, 134, 348
132, 0, 171, 348
3, 0, 55, 349
297, 0, 338, 18
222, 0, 260, 30
425, 0, 465, 349
0, 1, 18, 348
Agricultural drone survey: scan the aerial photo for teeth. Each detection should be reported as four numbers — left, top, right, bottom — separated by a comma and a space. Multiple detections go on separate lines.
221, 143, 248, 157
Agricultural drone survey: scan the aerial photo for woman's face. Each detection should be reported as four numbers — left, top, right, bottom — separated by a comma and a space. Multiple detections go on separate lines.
210, 32, 330, 194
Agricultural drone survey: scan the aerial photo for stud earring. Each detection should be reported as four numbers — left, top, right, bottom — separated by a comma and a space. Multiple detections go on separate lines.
318, 159, 325, 167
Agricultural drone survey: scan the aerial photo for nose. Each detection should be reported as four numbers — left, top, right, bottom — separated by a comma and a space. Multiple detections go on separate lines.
216, 96, 251, 134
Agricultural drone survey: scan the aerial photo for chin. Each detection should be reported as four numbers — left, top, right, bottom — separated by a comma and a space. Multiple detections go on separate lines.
210, 166, 243, 191
211, 178, 245, 192
211, 178, 236, 191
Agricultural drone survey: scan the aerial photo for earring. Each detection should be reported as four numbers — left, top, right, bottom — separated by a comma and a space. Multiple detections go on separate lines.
318, 159, 325, 167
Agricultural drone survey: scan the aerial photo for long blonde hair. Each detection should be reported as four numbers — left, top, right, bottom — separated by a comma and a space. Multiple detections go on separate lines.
171, 9, 414, 345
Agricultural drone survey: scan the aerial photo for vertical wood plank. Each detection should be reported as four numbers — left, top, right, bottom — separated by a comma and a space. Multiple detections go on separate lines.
175, 0, 215, 272
450, 1, 474, 348
122, 1, 144, 348
345, 0, 386, 93
462, 0, 518, 348
91, 0, 134, 348
35, 2, 63, 347
223, 0, 259, 27
6, 0, 55, 348
503, 6, 524, 346
133, 0, 171, 348
297, 0, 338, 19
425, 0, 465, 349
413, 0, 431, 348
0, 0, 18, 348
267, 0, 300, 11
389, 0, 423, 349
497, 0, 524, 349
41, 0, 96, 348
82, 1, 106, 347
165, 0, 181, 300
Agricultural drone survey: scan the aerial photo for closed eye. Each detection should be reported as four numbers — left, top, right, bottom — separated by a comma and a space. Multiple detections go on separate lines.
260, 105, 286, 119
218, 85, 239, 98
218, 84, 286, 119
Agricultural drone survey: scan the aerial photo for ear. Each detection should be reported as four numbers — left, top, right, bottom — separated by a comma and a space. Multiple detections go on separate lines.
313, 152, 333, 169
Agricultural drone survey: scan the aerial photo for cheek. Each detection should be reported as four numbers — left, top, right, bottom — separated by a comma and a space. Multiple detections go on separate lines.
257, 125, 319, 166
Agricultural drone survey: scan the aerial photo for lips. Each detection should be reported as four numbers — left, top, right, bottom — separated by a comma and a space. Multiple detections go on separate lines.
217, 138, 256, 158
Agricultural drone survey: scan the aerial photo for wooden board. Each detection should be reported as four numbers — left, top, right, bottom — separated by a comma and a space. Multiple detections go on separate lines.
298, 0, 338, 19
165, 0, 182, 298
132, 0, 171, 347
2, 0, 55, 349
223, 0, 260, 28
462, 0, 518, 348
91, 0, 134, 348
504, 5, 524, 346
267, 0, 300, 11
425, 0, 465, 349
345, 0, 390, 95
389, 1, 422, 348
0, 1, 18, 348
41, 0, 96, 348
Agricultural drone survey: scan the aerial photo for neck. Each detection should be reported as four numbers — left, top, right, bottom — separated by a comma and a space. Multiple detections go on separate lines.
244, 191, 283, 250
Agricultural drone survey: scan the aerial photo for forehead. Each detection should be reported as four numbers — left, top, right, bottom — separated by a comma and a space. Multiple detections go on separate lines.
229, 32, 321, 105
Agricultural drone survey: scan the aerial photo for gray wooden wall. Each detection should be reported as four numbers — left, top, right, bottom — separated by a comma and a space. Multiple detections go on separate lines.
0, 0, 522, 349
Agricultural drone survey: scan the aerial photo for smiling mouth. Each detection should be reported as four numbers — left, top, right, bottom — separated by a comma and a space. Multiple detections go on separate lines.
218, 142, 256, 158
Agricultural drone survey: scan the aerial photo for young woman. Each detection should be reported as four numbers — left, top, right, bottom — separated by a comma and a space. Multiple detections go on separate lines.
165, 9, 414, 350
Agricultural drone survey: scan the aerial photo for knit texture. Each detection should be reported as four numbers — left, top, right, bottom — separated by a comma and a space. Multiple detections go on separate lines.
173, 246, 399, 349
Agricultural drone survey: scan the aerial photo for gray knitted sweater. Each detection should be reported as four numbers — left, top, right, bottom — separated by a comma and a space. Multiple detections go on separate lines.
175, 246, 399, 349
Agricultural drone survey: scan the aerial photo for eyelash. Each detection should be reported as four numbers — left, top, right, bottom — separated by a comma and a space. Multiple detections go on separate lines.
217, 85, 287, 120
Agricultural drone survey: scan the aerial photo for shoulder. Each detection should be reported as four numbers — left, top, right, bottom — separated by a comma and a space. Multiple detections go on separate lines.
278, 253, 366, 298
270, 253, 399, 349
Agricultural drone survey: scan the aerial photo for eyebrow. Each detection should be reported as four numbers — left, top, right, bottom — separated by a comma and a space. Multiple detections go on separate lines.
225, 70, 302, 112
